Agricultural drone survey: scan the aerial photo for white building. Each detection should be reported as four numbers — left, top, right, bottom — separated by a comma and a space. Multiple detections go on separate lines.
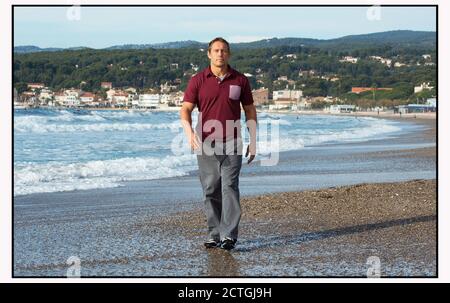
79, 92, 96, 107
160, 82, 178, 94
61, 89, 82, 107
106, 89, 116, 102
112, 92, 128, 106
328, 104, 356, 113
139, 94, 160, 108
414, 82, 434, 94
272, 89, 303, 101
38, 88, 54, 103
427, 98, 437, 108
64, 95, 80, 107
370, 56, 392, 67
160, 94, 171, 104
339, 56, 359, 64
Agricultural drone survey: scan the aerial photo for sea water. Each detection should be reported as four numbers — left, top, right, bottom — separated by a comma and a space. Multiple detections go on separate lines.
14, 108, 404, 196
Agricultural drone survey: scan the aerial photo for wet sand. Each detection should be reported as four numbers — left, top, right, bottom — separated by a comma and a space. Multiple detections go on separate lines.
164, 179, 436, 276
13, 114, 436, 277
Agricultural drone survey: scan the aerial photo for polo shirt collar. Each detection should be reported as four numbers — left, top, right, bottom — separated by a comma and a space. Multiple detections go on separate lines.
205, 64, 236, 79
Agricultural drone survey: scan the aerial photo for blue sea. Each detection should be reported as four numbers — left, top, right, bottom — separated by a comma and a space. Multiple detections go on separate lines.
14, 108, 406, 196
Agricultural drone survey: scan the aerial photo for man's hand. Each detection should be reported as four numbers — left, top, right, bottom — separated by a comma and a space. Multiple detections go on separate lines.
189, 131, 200, 151
245, 143, 256, 164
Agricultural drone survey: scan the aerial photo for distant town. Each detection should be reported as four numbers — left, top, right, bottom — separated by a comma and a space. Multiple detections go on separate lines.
14, 37, 437, 115
14, 77, 436, 115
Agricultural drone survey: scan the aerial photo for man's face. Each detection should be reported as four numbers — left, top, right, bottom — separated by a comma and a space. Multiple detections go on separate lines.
207, 41, 230, 68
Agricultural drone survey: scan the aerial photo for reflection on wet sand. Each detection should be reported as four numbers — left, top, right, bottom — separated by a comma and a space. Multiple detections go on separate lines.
206, 249, 239, 276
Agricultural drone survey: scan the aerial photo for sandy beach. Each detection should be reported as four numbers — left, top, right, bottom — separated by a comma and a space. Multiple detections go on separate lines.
13, 113, 436, 277
164, 179, 436, 276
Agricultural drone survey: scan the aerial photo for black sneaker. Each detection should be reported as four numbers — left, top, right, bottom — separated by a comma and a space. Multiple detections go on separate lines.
204, 239, 220, 249
220, 238, 237, 250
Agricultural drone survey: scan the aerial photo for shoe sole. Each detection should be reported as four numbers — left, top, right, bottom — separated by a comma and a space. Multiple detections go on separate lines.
204, 242, 220, 249
220, 242, 236, 250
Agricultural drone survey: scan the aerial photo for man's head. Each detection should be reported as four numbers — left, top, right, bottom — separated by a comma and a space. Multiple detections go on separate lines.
207, 37, 230, 68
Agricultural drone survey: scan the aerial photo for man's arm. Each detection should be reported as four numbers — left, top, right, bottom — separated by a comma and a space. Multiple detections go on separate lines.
180, 102, 200, 150
243, 103, 257, 164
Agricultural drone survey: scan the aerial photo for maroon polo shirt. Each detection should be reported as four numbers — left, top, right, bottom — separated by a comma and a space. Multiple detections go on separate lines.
183, 64, 254, 141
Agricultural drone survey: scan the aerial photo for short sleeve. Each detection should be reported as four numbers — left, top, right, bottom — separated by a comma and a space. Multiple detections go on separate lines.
183, 76, 199, 105
240, 77, 254, 106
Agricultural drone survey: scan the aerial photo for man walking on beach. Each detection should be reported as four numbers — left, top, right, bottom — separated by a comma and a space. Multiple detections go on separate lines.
180, 37, 257, 250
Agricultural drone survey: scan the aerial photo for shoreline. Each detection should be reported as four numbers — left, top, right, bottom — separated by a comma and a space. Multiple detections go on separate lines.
15, 106, 437, 120
263, 109, 436, 120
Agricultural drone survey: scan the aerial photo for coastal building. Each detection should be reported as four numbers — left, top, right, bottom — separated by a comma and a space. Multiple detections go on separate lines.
160, 94, 171, 104
396, 104, 436, 114
112, 91, 128, 107
79, 92, 96, 107
59, 89, 82, 107
427, 98, 437, 108
64, 94, 80, 107
251, 88, 269, 106
269, 101, 292, 110
160, 81, 178, 94
138, 94, 160, 108
38, 89, 54, 103
273, 89, 302, 101
328, 104, 356, 113
54, 92, 65, 105
106, 89, 116, 101
20, 91, 37, 106
296, 99, 312, 110
172, 91, 184, 106
128, 93, 138, 108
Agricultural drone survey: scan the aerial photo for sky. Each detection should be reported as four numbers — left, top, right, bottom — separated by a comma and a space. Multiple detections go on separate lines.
13, 6, 436, 48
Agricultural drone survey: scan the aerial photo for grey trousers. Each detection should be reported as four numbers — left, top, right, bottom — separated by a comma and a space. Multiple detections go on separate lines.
197, 139, 243, 241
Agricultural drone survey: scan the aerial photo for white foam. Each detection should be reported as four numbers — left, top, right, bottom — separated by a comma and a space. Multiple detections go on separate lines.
14, 154, 197, 196
14, 118, 180, 133
255, 117, 401, 154
14, 112, 403, 196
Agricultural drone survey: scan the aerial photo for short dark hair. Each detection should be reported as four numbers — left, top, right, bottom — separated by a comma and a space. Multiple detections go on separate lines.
208, 37, 230, 53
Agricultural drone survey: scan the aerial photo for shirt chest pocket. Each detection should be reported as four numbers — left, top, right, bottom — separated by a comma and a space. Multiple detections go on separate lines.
228, 85, 241, 101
